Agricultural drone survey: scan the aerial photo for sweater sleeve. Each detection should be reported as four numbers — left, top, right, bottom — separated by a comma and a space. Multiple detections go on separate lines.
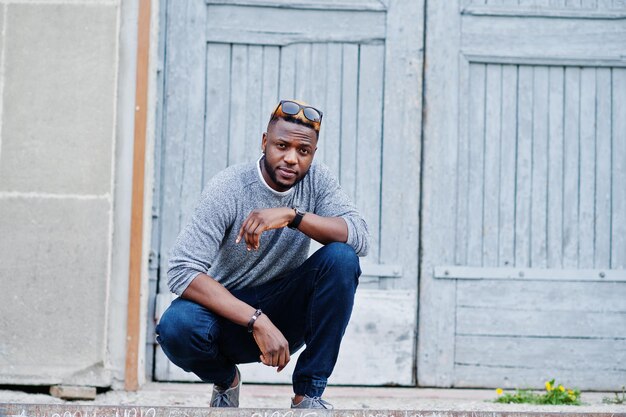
312, 164, 370, 257
166, 175, 234, 295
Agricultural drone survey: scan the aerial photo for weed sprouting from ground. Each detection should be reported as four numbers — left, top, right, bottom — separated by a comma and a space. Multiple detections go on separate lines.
494, 379, 581, 405
603, 386, 626, 405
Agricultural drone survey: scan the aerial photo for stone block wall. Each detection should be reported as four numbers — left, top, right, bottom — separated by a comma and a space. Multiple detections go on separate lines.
0, 1, 120, 386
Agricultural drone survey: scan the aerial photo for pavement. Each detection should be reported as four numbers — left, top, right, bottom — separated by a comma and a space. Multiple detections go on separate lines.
1, 383, 626, 416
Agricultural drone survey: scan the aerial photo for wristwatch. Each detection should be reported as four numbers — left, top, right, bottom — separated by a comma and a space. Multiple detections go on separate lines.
288, 207, 306, 229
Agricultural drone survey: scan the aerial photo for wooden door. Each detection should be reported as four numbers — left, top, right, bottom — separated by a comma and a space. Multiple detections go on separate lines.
150, 0, 424, 385
419, 0, 626, 389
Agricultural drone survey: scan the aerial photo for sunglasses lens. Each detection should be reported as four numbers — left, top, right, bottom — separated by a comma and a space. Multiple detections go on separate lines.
303, 107, 321, 122
281, 101, 300, 115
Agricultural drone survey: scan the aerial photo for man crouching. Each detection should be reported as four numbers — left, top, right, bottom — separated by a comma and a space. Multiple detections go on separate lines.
156, 99, 369, 409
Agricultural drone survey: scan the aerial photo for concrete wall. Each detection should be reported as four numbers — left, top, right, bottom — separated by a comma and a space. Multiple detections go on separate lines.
0, 0, 130, 387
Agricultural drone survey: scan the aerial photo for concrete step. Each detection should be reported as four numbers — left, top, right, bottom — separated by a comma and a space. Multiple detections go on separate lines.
1, 403, 626, 417
1, 384, 625, 417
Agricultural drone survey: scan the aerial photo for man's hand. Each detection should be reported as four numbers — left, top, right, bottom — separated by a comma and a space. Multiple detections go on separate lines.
251, 314, 291, 372
183, 274, 290, 371
236, 207, 295, 250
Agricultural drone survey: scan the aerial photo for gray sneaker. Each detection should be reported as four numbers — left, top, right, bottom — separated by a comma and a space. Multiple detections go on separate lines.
210, 367, 240, 407
291, 395, 334, 409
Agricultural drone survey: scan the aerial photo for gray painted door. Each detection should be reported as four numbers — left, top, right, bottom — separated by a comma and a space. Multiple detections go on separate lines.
150, 0, 424, 385
419, 0, 626, 389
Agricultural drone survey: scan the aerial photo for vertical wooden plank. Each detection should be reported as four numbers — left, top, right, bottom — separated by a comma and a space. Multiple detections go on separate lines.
309, 43, 328, 164
418, 0, 457, 387
149, 0, 169, 375
579, 67, 597, 268
499, 65, 517, 267
467, 63, 486, 267
594, 67, 611, 268
203, 43, 231, 183
340, 44, 359, 200
178, 9, 206, 228
356, 43, 384, 265
279, 44, 296, 100
126, 0, 152, 390
322, 44, 342, 177
483, 64, 502, 267
515, 66, 533, 268
547, 66, 564, 268
612, 68, 626, 268
530, 66, 549, 268
295, 43, 312, 102
378, 0, 424, 297
228, 44, 248, 165
455, 59, 470, 266
563, 67, 581, 268
158, 0, 206, 291
245, 45, 264, 159
261, 46, 280, 133
309, 44, 327, 110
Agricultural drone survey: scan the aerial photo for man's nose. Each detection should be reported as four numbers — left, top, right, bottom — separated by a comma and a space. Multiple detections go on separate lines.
284, 148, 298, 164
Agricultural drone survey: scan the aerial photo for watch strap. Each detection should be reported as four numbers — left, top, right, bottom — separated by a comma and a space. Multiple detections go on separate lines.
288, 207, 305, 229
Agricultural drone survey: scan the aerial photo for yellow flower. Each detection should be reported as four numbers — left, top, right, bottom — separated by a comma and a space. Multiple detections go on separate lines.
545, 381, 553, 391
568, 389, 574, 395
558, 385, 565, 392
496, 388, 504, 396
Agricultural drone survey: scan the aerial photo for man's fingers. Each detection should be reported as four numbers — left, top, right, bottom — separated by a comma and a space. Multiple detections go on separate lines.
266, 353, 273, 366
260, 348, 288, 368
242, 220, 260, 249
236, 214, 255, 244
260, 352, 271, 366
277, 349, 290, 372
238, 208, 290, 249
251, 227, 263, 249
245, 223, 264, 250
236, 220, 247, 243
260, 354, 269, 366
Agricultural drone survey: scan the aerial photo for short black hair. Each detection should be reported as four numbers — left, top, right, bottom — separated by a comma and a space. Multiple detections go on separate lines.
267, 115, 320, 139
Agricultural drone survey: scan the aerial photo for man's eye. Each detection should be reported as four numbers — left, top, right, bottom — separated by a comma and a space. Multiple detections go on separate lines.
277, 143, 286, 149
299, 149, 309, 155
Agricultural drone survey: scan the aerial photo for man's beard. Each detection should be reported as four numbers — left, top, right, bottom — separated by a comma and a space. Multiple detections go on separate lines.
262, 155, 308, 190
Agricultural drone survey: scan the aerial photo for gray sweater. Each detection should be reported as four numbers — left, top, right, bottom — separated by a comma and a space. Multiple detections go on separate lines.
167, 159, 369, 294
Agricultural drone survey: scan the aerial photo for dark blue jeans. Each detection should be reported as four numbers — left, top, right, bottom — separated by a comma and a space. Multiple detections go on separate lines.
155, 242, 361, 398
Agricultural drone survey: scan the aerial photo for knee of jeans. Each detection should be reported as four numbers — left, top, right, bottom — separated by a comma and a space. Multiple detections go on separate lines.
324, 242, 360, 272
156, 300, 219, 357
156, 309, 188, 353
322, 242, 360, 290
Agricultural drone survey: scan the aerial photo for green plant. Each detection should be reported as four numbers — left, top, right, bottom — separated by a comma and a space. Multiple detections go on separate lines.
494, 379, 581, 405
602, 386, 626, 405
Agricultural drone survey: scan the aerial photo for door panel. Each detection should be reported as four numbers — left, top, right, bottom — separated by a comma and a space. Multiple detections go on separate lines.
151, 0, 424, 385
419, 0, 626, 389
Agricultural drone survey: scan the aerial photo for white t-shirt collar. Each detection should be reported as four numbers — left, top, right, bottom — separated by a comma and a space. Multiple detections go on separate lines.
256, 155, 294, 197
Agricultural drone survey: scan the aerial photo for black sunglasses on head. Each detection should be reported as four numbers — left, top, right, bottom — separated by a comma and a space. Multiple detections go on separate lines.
274, 100, 323, 123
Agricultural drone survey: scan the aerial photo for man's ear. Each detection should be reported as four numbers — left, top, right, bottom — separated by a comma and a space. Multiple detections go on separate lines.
262, 132, 267, 153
